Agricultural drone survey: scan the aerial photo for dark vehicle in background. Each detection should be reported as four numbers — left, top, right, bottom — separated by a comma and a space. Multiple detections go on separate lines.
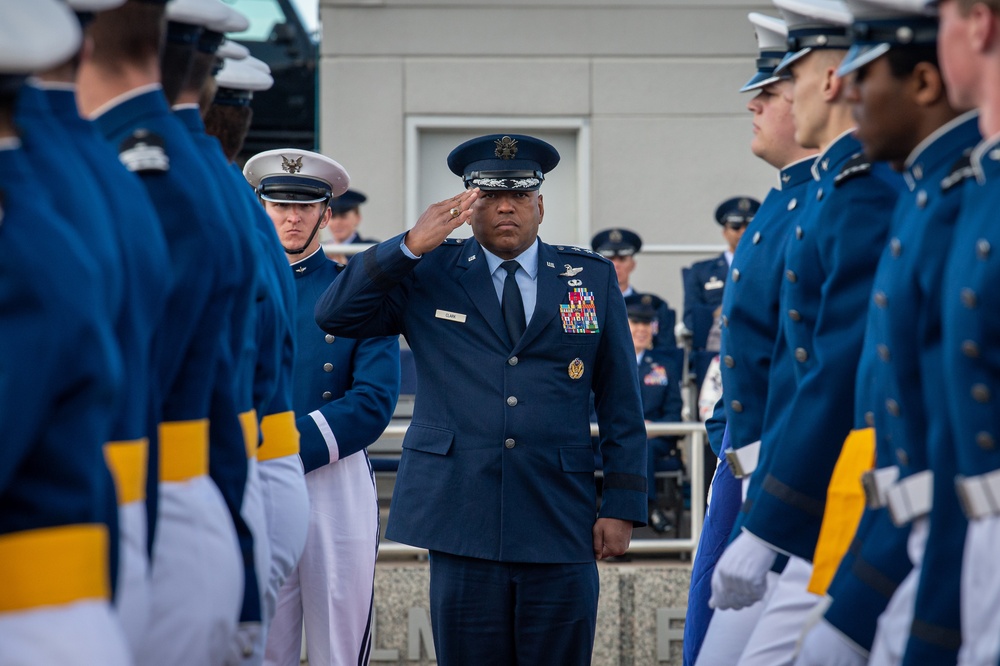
225, 0, 317, 158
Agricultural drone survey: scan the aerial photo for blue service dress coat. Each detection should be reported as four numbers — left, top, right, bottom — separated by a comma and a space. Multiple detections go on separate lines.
684, 156, 816, 666
683, 253, 728, 342
290, 249, 399, 474
314, 234, 648, 563
822, 113, 980, 660
742, 132, 901, 560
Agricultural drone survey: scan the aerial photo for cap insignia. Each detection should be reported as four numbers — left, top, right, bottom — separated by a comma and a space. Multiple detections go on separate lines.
494, 136, 518, 160
609, 229, 623, 243
738, 198, 751, 211
281, 155, 304, 174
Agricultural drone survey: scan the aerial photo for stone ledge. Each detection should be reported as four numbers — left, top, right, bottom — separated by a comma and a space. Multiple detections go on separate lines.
365, 560, 692, 665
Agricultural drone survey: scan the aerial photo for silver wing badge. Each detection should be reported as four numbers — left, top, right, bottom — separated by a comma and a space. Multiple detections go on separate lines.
559, 264, 583, 277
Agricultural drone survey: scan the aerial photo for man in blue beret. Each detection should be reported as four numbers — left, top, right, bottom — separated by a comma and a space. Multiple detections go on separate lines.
591, 227, 678, 351
681, 196, 760, 351
313, 133, 647, 666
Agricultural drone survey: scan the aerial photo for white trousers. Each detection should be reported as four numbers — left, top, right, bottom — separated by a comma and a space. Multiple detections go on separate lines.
739, 556, 820, 666
228, 459, 272, 666
255, 455, 309, 655
264, 451, 379, 666
0, 600, 131, 665
138, 476, 243, 666
695, 571, 780, 666
114, 500, 150, 660
958, 514, 1000, 665
869, 516, 929, 666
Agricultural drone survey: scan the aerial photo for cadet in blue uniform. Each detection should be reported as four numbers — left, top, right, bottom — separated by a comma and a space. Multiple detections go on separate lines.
710, 0, 901, 661
326, 188, 379, 263
78, 2, 250, 662
165, 4, 271, 659
32, 0, 173, 654
244, 148, 399, 666
592, 227, 678, 350
314, 134, 647, 666
627, 301, 684, 533
681, 196, 760, 350
208, 53, 312, 666
689, 12, 819, 666
0, 2, 129, 662
936, 1, 1000, 662
796, 4, 978, 663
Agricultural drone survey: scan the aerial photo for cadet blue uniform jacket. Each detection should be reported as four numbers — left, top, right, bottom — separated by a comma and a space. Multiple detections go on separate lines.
742, 132, 900, 559
290, 249, 399, 475
0, 145, 122, 563
824, 113, 980, 659
683, 253, 728, 336
94, 87, 251, 576
314, 234, 648, 563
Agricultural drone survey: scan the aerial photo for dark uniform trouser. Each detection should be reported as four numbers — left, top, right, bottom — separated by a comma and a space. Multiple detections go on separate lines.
428, 551, 599, 666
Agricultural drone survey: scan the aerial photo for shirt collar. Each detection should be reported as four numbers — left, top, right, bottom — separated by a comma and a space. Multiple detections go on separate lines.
482, 238, 540, 279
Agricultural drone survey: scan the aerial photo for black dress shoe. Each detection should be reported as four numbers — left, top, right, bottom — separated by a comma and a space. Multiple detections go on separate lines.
648, 507, 672, 534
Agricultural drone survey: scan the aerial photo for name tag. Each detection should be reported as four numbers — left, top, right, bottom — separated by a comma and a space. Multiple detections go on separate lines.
435, 309, 467, 323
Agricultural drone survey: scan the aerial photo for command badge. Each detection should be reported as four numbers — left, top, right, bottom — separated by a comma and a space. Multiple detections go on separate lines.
568, 358, 584, 380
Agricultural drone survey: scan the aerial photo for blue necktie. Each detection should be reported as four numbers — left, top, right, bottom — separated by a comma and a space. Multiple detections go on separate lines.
501, 260, 526, 345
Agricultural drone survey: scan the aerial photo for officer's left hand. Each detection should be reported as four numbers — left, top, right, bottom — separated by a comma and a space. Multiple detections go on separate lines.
709, 531, 776, 610
593, 517, 632, 559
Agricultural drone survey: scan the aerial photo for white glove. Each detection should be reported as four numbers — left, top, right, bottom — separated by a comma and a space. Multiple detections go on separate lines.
794, 619, 867, 666
225, 622, 262, 666
709, 531, 777, 610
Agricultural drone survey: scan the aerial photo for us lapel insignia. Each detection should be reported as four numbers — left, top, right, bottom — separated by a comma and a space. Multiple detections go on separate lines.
467, 255, 476, 262
568, 358, 585, 380
546, 262, 555, 268
559, 264, 583, 277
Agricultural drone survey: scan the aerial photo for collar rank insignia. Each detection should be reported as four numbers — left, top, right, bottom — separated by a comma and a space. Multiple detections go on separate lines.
295, 265, 307, 273
782, 173, 791, 184
118, 129, 169, 173
559, 264, 583, 277
494, 136, 518, 160
281, 155, 304, 173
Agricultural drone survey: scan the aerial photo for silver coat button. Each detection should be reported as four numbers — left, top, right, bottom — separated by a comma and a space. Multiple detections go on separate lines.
507, 396, 518, 407
325, 334, 335, 343
323, 363, 333, 372
795, 347, 808, 363
322, 391, 333, 400
508, 356, 518, 366
504, 438, 515, 449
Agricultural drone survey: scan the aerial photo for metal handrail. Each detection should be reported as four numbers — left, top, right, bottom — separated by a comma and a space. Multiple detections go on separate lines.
374, 421, 706, 559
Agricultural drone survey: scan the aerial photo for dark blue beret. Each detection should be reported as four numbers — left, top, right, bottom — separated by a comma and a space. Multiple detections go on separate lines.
447, 134, 559, 191
329, 189, 367, 214
714, 196, 761, 226
591, 228, 642, 257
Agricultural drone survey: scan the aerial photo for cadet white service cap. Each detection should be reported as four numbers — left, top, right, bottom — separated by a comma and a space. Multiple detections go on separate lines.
773, 0, 853, 75
217, 40, 250, 60
244, 149, 351, 204
741, 13, 789, 92
0, 0, 81, 74
837, 0, 938, 76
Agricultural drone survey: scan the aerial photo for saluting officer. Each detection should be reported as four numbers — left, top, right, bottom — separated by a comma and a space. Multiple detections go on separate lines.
78, 2, 251, 662
681, 196, 760, 350
709, 0, 901, 661
244, 148, 400, 666
687, 12, 819, 665
0, 2, 128, 662
796, 2, 979, 663
313, 133, 647, 666
936, 0, 1000, 663
591, 227, 678, 350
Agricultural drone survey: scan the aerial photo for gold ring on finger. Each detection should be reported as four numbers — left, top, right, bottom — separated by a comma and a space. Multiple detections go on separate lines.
449, 207, 461, 218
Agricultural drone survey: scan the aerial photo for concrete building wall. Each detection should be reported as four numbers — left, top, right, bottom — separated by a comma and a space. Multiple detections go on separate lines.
318, 0, 776, 319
